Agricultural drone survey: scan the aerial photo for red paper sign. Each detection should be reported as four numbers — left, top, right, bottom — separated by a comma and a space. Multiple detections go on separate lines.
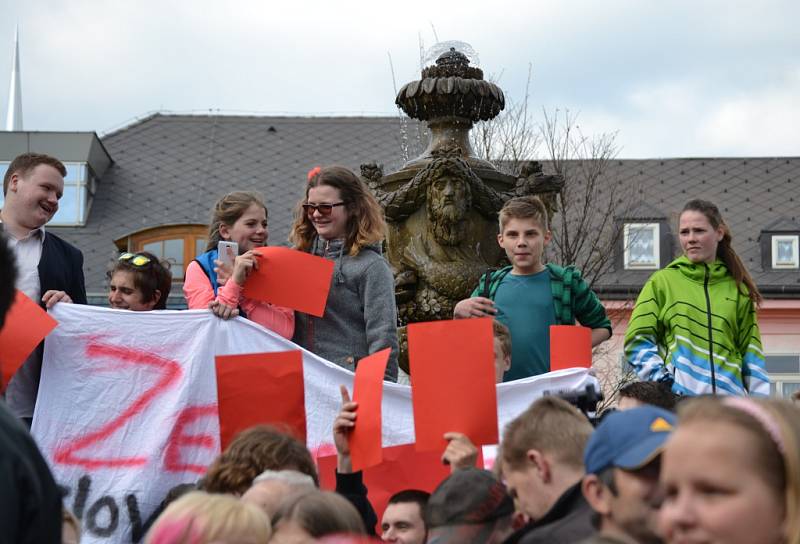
550, 325, 592, 371
349, 349, 390, 472
318, 443, 482, 533
0, 290, 58, 393
408, 318, 498, 451
215, 350, 306, 450
243, 246, 334, 317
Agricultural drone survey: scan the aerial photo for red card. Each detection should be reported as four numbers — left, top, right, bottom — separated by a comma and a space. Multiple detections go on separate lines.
0, 290, 58, 393
408, 318, 498, 451
243, 246, 334, 317
215, 350, 306, 450
550, 325, 592, 371
318, 443, 482, 533
349, 349, 390, 472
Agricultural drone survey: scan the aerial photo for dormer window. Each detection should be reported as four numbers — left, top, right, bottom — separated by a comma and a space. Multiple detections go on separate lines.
624, 223, 660, 270
772, 235, 799, 269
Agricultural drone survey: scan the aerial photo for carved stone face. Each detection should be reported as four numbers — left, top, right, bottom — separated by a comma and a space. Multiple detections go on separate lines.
426, 173, 470, 245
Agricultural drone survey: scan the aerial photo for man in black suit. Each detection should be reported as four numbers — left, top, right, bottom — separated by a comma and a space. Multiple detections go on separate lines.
1, 152, 86, 420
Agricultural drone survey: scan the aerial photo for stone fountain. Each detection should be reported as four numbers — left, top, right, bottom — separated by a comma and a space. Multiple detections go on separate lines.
360, 47, 564, 372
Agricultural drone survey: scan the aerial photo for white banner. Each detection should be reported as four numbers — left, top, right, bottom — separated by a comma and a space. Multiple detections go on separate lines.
31, 304, 596, 544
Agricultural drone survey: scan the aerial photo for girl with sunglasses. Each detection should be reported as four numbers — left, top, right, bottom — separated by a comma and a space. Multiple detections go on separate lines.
289, 166, 398, 381
184, 191, 294, 339
108, 251, 172, 310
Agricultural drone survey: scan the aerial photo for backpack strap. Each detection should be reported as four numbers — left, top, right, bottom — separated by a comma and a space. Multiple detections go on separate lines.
195, 249, 220, 296
561, 266, 575, 325
480, 268, 497, 299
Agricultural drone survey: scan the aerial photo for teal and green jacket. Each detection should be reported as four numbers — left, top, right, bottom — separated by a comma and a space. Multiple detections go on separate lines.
471, 263, 612, 332
624, 256, 768, 396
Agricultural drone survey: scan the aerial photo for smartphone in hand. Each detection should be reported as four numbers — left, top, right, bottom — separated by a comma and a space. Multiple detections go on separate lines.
217, 241, 238, 270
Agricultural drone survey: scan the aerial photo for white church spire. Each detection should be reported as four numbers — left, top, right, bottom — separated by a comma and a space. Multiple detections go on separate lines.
5, 25, 23, 131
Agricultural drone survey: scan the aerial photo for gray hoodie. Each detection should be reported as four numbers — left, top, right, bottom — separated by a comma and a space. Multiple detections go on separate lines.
293, 237, 399, 382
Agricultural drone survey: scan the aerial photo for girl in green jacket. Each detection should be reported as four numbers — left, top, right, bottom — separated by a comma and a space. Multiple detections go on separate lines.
624, 199, 768, 396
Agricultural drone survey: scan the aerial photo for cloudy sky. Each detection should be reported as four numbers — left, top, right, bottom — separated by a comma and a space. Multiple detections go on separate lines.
1, 0, 798, 158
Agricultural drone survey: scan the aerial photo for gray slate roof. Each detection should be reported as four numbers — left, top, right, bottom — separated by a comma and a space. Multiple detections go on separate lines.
585, 157, 799, 295
45, 113, 798, 300
49, 113, 422, 297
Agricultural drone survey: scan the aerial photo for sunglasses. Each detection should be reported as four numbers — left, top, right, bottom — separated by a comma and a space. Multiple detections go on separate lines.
118, 252, 152, 267
302, 202, 346, 216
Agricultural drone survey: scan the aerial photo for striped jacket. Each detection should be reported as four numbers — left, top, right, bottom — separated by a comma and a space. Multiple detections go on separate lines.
624, 256, 769, 396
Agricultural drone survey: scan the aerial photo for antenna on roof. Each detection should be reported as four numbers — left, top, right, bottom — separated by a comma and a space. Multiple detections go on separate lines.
5, 25, 23, 131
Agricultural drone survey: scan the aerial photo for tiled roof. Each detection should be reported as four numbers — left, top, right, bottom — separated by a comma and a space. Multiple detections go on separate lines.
49, 113, 422, 294
44, 113, 798, 299
581, 157, 800, 295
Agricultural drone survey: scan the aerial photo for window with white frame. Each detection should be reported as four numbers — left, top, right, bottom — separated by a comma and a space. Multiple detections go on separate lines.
624, 223, 660, 270
772, 235, 799, 269
765, 354, 800, 398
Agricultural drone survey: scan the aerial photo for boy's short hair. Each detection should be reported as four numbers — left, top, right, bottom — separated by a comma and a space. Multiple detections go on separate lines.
3, 153, 67, 195
501, 396, 593, 470
498, 195, 549, 232
618, 381, 679, 411
492, 320, 512, 359
388, 488, 430, 509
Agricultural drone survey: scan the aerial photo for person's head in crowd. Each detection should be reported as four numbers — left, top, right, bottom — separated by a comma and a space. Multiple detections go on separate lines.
680, 199, 761, 305
145, 490, 271, 544
617, 381, 679, 412
241, 469, 317, 518
381, 489, 430, 544
107, 251, 172, 310
62, 507, 81, 544
1, 153, 66, 235
660, 396, 800, 544
270, 490, 366, 542
290, 165, 386, 254
205, 191, 268, 254
203, 425, 318, 496
500, 396, 593, 522
492, 320, 512, 383
496, 195, 551, 275
582, 405, 677, 544
0, 232, 17, 329
425, 468, 515, 544
792, 389, 800, 405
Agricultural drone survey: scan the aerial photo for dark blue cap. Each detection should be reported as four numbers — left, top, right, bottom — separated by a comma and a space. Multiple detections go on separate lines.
584, 405, 677, 474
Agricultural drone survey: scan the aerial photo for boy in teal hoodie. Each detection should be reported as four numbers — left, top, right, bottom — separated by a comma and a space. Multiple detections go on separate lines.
454, 196, 611, 381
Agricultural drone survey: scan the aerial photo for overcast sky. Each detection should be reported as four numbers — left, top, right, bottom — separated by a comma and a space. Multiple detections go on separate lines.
1, 0, 798, 158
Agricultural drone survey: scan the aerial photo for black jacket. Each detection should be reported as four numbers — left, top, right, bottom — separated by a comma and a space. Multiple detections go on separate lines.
505, 483, 595, 544
0, 401, 62, 543
39, 231, 87, 304
335, 470, 378, 536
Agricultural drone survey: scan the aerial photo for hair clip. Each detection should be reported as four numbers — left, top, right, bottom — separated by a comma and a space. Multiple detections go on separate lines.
307, 166, 322, 183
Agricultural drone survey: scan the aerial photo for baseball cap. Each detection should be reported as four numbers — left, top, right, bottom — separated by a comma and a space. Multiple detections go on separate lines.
425, 468, 514, 528
584, 405, 676, 474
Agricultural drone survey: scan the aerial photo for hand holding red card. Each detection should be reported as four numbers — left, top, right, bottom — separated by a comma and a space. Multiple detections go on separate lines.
408, 318, 498, 451
242, 246, 334, 317
550, 325, 592, 371
0, 290, 58, 393
349, 348, 390, 471
215, 350, 306, 450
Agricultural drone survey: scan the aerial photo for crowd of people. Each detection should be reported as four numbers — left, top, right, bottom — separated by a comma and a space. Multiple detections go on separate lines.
1, 151, 797, 543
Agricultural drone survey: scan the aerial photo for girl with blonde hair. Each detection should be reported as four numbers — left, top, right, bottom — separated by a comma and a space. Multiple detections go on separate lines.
145, 491, 271, 544
289, 166, 398, 381
184, 191, 293, 338
660, 396, 800, 544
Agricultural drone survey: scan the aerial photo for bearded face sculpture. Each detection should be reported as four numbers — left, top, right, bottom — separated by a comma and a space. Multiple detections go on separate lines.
426, 172, 471, 246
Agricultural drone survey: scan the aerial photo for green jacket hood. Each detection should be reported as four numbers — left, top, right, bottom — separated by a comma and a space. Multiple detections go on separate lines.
666, 255, 730, 284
